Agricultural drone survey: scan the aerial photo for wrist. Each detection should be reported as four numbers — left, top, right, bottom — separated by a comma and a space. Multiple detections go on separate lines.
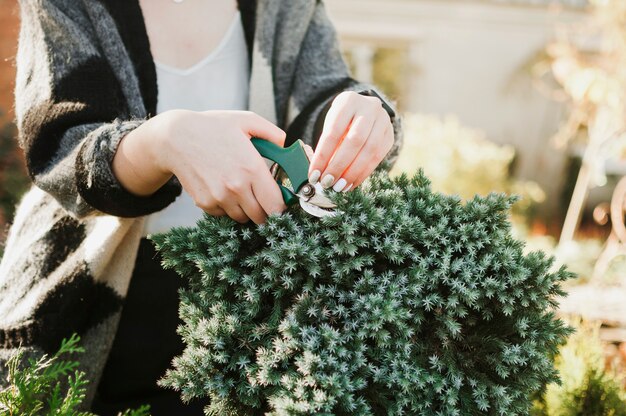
111, 112, 180, 197
149, 110, 188, 174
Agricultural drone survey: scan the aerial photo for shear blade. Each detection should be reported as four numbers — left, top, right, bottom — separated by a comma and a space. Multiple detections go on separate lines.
299, 199, 337, 218
302, 183, 337, 209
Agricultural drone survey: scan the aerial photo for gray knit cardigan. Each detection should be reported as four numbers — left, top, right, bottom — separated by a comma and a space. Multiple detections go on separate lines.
0, 0, 402, 407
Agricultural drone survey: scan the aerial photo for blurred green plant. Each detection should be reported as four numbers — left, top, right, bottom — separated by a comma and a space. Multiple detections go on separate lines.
532, 319, 626, 416
0, 334, 150, 416
390, 113, 546, 222
343, 46, 406, 111
521, 232, 626, 285
372, 47, 407, 111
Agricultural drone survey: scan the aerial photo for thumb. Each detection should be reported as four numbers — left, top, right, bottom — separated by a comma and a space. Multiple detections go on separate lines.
245, 113, 286, 147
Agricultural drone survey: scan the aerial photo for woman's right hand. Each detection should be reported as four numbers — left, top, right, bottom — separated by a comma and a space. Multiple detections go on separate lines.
112, 110, 288, 224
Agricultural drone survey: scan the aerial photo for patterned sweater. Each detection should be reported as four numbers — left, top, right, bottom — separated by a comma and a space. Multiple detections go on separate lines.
0, 0, 402, 407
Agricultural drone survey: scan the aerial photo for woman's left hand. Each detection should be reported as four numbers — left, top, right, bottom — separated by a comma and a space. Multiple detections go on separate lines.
308, 91, 394, 192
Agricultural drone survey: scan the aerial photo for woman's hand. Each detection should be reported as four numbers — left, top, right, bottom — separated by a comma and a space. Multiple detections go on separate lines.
308, 91, 394, 192
113, 110, 287, 224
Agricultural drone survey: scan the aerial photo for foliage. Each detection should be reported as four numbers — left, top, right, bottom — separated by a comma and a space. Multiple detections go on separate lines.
532, 319, 626, 416
535, 0, 626, 154
343, 47, 407, 111
389, 114, 545, 221
152, 171, 573, 415
0, 334, 150, 416
520, 233, 626, 285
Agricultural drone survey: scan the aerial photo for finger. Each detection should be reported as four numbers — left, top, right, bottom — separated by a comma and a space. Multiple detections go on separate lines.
244, 112, 287, 147
303, 144, 314, 160
222, 202, 250, 224
181, 173, 228, 216
352, 127, 394, 188
239, 186, 269, 225
319, 114, 375, 190
341, 123, 391, 189
308, 98, 356, 182
252, 166, 288, 217
194, 193, 227, 217
203, 205, 227, 217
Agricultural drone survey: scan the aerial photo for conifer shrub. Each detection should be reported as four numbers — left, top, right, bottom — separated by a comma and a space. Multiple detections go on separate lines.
152, 171, 574, 415
0, 334, 150, 416
532, 319, 626, 416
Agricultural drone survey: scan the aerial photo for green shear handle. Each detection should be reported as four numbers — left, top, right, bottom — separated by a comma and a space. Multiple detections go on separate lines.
251, 138, 311, 206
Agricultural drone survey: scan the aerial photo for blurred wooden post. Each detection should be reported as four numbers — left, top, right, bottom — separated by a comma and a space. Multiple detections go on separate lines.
559, 107, 616, 245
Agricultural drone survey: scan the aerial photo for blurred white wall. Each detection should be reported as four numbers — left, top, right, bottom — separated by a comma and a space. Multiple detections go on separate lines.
325, 0, 588, 214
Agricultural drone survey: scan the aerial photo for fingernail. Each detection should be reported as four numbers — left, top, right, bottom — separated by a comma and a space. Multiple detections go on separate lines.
309, 169, 321, 184
333, 178, 347, 192
343, 183, 353, 192
321, 174, 335, 189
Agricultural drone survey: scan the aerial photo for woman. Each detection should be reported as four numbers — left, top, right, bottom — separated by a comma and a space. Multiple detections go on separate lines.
0, 0, 401, 414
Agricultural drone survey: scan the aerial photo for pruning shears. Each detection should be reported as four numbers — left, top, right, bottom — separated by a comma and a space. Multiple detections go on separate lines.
251, 138, 337, 218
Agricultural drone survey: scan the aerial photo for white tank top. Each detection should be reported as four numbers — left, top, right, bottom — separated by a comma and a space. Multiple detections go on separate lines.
143, 11, 250, 236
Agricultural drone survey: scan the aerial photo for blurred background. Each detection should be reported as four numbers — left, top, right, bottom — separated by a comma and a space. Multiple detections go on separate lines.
1, 0, 625, 413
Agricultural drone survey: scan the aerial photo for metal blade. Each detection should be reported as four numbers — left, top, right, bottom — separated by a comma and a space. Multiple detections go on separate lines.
300, 183, 337, 208
299, 198, 337, 218
295, 182, 337, 218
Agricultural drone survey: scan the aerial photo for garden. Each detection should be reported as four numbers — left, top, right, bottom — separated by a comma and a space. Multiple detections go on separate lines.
0, 0, 625, 415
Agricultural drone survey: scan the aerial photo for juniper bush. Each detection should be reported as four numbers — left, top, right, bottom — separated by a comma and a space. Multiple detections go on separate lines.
152, 171, 573, 416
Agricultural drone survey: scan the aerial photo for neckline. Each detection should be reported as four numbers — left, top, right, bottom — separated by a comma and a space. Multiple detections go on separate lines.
154, 11, 241, 76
